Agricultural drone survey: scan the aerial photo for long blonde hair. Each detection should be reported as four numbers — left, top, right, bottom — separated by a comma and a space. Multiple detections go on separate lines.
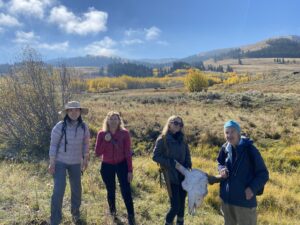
102, 111, 125, 132
161, 115, 185, 137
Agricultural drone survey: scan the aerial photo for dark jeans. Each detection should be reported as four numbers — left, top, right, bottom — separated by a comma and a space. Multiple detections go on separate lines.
50, 162, 81, 225
166, 183, 187, 224
100, 160, 135, 216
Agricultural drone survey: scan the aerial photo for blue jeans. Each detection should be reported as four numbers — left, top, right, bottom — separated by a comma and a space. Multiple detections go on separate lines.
50, 161, 82, 225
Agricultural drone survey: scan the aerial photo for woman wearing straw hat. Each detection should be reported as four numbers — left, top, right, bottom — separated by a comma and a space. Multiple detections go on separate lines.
48, 101, 90, 225
95, 111, 136, 225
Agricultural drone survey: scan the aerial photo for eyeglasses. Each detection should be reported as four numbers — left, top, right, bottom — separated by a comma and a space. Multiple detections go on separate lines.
171, 121, 184, 127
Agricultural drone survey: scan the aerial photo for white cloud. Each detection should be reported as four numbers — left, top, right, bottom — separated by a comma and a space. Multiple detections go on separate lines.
123, 26, 162, 45
84, 36, 118, 57
145, 26, 161, 41
49, 6, 108, 35
14, 30, 68, 51
38, 41, 69, 51
14, 31, 39, 43
122, 38, 144, 45
0, 13, 22, 27
8, 0, 53, 19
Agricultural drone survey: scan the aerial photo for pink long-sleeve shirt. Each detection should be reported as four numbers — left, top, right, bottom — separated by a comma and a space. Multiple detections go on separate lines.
95, 129, 133, 172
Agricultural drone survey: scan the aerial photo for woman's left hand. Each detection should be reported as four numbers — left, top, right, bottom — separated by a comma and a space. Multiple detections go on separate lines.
128, 172, 133, 183
245, 187, 254, 200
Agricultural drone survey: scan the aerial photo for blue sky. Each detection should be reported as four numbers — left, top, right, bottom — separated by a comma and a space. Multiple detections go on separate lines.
0, 0, 299, 63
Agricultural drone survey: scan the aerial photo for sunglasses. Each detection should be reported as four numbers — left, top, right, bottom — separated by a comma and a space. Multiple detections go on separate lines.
171, 121, 184, 127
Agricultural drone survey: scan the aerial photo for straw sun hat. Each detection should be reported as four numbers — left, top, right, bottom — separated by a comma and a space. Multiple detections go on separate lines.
58, 101, 89, 116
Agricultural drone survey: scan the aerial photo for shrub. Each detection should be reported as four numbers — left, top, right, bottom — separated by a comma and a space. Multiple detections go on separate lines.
184, 69, 209, 92
0, 49, 70, 158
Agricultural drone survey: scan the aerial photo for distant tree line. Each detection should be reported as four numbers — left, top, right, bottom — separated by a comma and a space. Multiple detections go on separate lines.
99, 62, 153, 77
213, 38, 300, 61
274, 58, 297, 64
245, 39, 300, 58
99, 60, 236, 77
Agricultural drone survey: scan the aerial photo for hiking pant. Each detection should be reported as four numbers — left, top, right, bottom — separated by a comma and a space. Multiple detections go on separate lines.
50, 161, 81, 225
221, 201, 257, 225
100, 160, 135, 217
165, 183, 187, 225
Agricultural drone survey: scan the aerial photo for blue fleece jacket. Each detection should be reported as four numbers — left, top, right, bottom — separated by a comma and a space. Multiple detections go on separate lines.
217, 137, 269, 208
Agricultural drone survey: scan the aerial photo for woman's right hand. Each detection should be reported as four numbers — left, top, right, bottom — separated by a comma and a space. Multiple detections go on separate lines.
48, 163, 55, 175
219, 167, 229, 178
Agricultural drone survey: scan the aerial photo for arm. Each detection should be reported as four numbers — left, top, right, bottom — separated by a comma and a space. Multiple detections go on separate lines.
184, 142, 192, 169
83, 124, 90, 159
247, 146, 269, 194
123, 130, 133, 173
152, 137, 175, 169
49, 122, 63, 162
94, 131, 104, 158
217, 147, 229, 178
81, 125, 90, 171
48, 122, 63, 174
217, 147, 227, 171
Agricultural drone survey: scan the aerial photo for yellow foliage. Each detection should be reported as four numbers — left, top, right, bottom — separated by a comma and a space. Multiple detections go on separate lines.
85, 75, 184, 92
184, 69, 209, 92
223, 72, 251, 85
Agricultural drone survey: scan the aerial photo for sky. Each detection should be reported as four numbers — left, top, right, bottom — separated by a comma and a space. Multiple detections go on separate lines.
0, 0, 300, 63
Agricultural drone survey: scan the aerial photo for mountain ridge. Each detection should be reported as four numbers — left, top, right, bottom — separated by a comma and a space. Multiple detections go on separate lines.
1, 35, 300, 72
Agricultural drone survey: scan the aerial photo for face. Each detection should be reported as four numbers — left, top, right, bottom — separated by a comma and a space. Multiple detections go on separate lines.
67, 108, 81, 121
169, 118, 184, 133
108, 114, 120, 131
224, 127, 240, 146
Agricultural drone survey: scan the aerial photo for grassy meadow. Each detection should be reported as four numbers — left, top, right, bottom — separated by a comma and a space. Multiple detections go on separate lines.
1, 70, 300, 224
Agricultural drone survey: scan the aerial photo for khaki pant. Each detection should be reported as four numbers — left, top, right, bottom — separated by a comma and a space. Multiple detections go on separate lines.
221, 202, 257, 225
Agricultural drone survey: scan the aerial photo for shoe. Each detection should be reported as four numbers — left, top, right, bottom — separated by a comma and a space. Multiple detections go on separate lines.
72, 216, 84, 225
165, 222, 173, 225
128, 215, 136, 225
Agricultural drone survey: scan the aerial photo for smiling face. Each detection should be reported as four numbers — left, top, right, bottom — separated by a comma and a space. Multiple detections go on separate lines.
169, 117, 184, 134
67, 108, 81, 121
224, 127, 240, 146
107, 114, 120, 131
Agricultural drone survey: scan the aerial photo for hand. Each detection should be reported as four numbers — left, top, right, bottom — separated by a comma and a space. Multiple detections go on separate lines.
128, 172, 133, 183
175, 160, 181, 170
81, 157, 89, 172
245, 187, 254, 200
48, 163, 55, 175
219, 168, 229, 178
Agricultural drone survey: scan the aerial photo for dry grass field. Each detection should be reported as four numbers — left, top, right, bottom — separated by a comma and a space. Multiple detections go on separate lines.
1, 69, 300, 224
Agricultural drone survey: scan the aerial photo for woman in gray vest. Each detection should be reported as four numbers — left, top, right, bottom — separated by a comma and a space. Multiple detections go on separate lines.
153, 115, 192, 225
48, 101, 90, 225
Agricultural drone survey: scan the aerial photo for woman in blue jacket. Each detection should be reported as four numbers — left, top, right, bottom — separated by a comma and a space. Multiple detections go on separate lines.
217, 120, 269, 225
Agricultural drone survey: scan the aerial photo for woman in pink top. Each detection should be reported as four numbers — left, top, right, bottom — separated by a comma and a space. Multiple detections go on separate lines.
95, 111, 135, 225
